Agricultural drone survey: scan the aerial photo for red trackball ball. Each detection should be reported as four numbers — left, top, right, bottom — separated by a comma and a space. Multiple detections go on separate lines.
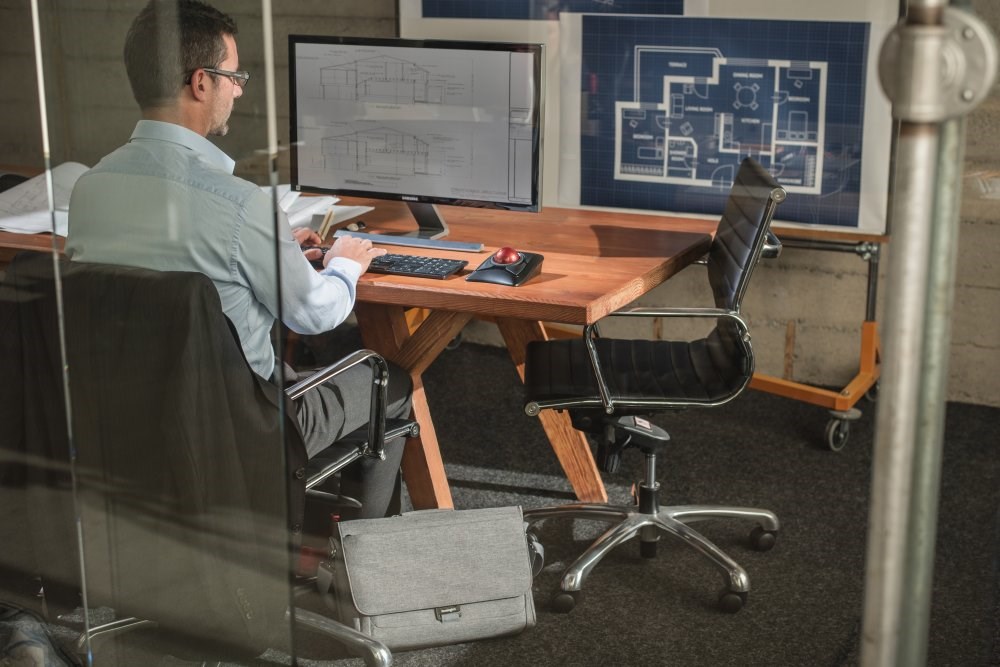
492, 246, 522, 264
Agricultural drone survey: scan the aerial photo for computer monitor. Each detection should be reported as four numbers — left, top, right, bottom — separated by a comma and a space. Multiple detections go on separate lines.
288, 35, 544, 241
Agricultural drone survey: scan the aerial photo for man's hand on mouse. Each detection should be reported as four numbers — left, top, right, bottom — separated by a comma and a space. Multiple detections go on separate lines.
327, 234, 386, 271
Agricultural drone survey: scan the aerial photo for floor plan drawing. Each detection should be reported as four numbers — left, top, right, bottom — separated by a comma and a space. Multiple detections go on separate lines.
615, 46, 828, 195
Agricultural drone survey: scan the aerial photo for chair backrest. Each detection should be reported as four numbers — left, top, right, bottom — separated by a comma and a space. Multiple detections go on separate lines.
707, 158, 786, 313
0, 253, 302, 658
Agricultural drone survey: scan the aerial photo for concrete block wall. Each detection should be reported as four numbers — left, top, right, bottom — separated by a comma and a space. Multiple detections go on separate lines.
1, 0, 997, 406
0, 0, 396, 170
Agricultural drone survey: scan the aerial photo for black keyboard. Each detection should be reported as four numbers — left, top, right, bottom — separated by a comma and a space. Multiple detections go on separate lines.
367, 253, 468, 279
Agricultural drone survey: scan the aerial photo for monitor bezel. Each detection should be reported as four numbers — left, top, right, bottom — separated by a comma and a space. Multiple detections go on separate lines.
287, 34, 544, 214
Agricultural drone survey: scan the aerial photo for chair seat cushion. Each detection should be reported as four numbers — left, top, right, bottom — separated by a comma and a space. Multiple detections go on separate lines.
524, 327, 751, 408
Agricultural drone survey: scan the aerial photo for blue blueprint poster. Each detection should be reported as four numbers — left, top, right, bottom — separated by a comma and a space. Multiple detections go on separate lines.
421, 1, 682, 20
579, 15, 871, 229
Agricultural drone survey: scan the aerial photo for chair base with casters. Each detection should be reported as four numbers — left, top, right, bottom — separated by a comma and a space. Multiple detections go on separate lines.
524, 415, 778, 614
48, 419, 420, 667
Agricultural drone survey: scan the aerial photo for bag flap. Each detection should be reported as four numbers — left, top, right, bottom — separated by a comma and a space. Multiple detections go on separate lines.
337, 506, 532, 616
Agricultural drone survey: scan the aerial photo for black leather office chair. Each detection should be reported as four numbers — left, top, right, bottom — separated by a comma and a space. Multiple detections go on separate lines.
522, 157, 785, 614
0, 253, 416, 665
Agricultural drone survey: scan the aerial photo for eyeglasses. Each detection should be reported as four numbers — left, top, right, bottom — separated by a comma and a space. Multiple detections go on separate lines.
187, 66, 250, 89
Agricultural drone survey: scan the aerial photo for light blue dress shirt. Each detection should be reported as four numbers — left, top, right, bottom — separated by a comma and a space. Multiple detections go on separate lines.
67, 120, 361, 379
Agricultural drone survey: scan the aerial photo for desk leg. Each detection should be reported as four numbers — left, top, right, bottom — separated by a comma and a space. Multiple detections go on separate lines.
496, 319, 608, 504
403, 376, 450, 509
354, 303, 472, 510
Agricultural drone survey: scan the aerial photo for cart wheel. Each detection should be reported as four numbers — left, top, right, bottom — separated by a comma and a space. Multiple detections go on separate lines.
824, 418, 850, 452
865, 382, 880, 403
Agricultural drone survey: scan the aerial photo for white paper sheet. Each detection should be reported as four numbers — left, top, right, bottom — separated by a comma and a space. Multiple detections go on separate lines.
0, 162, 89, 236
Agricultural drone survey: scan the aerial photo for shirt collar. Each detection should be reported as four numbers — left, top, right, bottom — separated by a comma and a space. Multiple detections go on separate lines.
130, 119, 236, 174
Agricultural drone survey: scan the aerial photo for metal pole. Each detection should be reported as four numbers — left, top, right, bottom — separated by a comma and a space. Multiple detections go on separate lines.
862, 2, 997, 665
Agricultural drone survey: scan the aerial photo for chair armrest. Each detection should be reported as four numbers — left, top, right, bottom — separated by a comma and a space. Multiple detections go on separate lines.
602, 306, 744, 320
305, 419, 418, 492
687, 229, 781, 266
761, 229, 782, 259
587, 308, 750, 340
286, 349, 389, 462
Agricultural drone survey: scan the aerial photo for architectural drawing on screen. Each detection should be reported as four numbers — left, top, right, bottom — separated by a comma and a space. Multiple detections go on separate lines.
320, 56, 451, 104
615, 46, 829, 195
321, 127, 447, 176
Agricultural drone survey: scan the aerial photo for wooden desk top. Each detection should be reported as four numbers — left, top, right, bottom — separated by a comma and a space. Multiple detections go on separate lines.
344, 200, 717, 326
0, 202, 716, 327
0, 230, 62, 265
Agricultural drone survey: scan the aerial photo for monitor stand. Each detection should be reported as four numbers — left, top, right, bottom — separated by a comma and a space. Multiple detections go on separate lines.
406, 202, 448, 240
333, 202, 484, 252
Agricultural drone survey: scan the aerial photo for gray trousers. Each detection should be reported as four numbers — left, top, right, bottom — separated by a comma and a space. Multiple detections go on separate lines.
290, 361, 412, 519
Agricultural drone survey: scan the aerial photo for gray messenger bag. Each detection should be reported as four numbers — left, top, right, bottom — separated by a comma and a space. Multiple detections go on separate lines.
318, 506, 537, 650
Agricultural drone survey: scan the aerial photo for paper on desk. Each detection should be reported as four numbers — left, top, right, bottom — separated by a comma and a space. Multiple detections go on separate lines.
327, 205, 373, 226
0, 162, 88, 236
0, 210, 68, 236
260, 183, 305, 211
259, 184, 340, 228
287, 196, 338, 227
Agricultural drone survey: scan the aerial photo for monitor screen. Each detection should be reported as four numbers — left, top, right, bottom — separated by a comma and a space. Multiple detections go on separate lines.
289, 35, 544, 240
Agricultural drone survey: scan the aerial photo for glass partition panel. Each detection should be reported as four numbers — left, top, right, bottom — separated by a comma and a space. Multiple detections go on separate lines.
1, 1, 301, 663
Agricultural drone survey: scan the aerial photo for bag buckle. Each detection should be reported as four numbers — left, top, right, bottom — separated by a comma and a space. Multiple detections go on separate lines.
434, 605, 462, 622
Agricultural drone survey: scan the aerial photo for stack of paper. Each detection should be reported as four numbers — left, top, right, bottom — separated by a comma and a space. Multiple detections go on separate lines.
0, 172, 375, 239
0, 162, 89, 236
260, 183, 339, 228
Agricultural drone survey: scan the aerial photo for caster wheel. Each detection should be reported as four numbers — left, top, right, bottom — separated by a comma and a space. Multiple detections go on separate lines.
526, 530, 545, 578
824, 418, 850, 452
865, 382, 879, 403
639, 540, 657, 558
718, 590, 746, 613
748, 526, 776, 552
445, 332, 463, 351
550, 590, 580, 613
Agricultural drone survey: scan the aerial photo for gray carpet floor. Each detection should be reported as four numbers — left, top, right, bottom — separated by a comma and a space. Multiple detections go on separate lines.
13, 332, 997, 666
286, 333, 1000, 667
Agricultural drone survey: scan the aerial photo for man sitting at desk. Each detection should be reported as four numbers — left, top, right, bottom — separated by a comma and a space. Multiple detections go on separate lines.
65, 0, 411, 519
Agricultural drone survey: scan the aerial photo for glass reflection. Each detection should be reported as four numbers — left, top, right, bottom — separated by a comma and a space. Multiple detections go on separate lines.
2, 1, 405, 663
2, 1, 294, 663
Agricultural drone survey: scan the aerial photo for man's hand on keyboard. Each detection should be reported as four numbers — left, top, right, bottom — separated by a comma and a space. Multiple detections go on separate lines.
293, 227, 325, 262
329, 234, 387, 271
293, 228, 322, 246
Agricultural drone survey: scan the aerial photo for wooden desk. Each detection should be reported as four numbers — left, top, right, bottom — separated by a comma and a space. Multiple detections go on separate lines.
0, 230, 62, 264
342, 200, 716, 509
1, 206, 715, 508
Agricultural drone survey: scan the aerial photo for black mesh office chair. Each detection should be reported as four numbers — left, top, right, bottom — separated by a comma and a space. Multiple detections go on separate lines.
522, 157, 785, 614
0, 253, 416, 666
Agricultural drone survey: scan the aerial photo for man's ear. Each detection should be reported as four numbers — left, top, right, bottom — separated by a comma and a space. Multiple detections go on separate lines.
188, 69, 210, 101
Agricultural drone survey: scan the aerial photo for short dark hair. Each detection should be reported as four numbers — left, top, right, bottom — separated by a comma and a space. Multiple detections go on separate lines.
123, 0, 238, 109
